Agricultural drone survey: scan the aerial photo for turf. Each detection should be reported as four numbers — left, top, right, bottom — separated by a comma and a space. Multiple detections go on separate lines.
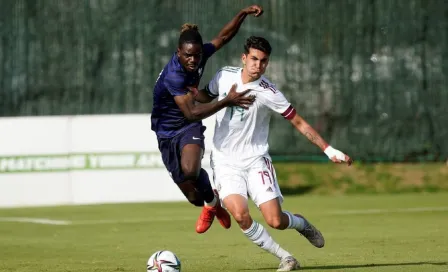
0, 193, 447, 272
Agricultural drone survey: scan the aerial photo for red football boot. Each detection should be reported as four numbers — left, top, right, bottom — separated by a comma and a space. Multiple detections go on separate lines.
213, 190, 231, 229
195, 205, 216, 234
215, 199, 231, 229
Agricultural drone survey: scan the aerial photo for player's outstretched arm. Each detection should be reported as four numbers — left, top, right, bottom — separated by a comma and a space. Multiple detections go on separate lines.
211, 5, 263, 51
289, 113, 353, 165
174, 84, 254, 122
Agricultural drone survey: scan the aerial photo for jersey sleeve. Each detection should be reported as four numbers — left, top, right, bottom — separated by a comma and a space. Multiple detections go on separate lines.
204, 69, 222, 98
164, 72, 188, 96
203, 43, 216, 59
259, 84, 296, 120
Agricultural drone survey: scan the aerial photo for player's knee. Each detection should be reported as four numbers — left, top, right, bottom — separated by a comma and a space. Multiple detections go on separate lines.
266, 216, 285, 230
232, 210, 251, 229
182, 168, 200, 182
181, 154, 202, 182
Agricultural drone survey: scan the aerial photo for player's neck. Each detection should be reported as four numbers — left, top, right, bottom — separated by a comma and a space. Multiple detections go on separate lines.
241, 69, 260, 84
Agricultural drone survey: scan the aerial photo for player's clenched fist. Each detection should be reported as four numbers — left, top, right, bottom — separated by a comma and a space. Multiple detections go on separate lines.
242, 5, 263, 17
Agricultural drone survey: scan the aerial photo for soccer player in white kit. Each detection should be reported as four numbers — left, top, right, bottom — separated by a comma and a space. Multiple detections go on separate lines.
193, 36, 353, 271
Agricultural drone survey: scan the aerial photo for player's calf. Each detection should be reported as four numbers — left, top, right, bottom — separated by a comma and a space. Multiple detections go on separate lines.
194, 169, 217, 204
177, 181, 204, 207
259, 198, 290, 230
264, 213, 289, 230
187, 196, 203, 207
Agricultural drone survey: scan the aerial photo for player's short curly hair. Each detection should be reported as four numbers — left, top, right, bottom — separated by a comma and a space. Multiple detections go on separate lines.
178, 23, 203, 48
244, 36, 272, 55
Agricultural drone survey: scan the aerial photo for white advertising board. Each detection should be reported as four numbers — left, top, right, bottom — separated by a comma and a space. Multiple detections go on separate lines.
0, 115, 216, 207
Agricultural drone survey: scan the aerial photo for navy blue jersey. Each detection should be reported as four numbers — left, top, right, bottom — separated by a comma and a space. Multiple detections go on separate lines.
151, 43, 216, 138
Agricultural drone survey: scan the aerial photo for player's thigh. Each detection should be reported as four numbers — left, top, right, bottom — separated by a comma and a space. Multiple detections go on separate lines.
180, 144, 203, 177
157, 136, 183, 183
179, 125, 206, 177
213, 164, 248, 208
247, 157, 284, 208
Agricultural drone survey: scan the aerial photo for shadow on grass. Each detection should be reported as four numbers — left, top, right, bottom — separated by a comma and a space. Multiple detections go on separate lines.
279, 185, 316, 196
241, 261, 447, 271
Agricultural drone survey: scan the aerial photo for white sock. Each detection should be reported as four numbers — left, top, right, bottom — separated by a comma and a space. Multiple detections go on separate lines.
243, 221, 291, 260
204, 195, 217, 207
284, 211, 306, 231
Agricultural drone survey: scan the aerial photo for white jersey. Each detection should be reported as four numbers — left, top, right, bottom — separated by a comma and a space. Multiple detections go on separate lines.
205, 66, 296, 167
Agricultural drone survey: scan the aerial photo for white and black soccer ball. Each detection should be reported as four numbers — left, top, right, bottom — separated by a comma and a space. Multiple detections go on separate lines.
147, 250, 181, 272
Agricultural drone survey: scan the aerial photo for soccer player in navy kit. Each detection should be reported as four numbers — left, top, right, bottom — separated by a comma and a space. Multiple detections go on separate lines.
151, 5, 263, 234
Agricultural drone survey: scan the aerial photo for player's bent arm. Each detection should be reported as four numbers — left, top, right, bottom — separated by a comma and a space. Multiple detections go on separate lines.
211, 5, 263, 51
185, 86, 216, 104
289, 113, 329, 152
194, 89, 216, 104
174, 92, 227, 122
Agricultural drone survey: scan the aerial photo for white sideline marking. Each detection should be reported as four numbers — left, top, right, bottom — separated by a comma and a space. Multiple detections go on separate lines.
0, 217, 194, 225
4, 206, 446, 226
329, 206, 448, 215
72, 217, 194, 225
0, 217, 72, 225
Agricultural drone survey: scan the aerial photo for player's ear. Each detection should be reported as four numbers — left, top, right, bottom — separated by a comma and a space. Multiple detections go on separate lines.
177, 47, 182, 57
241, 53, 246, 66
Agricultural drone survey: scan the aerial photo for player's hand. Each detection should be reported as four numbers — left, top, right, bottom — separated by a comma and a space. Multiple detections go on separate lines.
324, 146, 353, 166
242, 5, 263, 17
224, 84, 256, 109
186, 86, 199, 97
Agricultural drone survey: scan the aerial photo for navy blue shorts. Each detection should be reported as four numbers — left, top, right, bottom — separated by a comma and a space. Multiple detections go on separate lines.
157, 124, 206, 184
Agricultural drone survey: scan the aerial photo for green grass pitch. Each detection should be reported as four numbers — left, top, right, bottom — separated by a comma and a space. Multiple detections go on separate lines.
0, 193, 447, 272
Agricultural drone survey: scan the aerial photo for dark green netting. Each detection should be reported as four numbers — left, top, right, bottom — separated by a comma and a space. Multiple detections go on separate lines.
1, 0, 447, 161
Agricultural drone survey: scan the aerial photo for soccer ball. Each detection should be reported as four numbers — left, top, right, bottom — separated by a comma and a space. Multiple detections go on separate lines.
147, 250, 181, 272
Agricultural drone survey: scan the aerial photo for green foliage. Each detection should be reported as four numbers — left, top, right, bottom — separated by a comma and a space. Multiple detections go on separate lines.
275, 162, 448, 195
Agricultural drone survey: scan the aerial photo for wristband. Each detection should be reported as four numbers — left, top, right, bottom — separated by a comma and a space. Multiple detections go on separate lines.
324, 146, 335, 157
324, 146, 346, 161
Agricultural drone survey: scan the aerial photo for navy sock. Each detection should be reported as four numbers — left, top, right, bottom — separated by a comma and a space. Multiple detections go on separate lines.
195, 168, 215, 204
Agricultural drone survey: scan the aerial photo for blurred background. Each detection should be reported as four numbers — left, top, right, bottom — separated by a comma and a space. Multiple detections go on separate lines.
0, 0, 447, 196
0, 1, 447, 271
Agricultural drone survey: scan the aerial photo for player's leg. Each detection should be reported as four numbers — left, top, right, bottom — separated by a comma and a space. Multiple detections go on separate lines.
245, 159, 299, 271
179, 144, 211, 204
251, 157, 325, 249
157, 135, 204, 206
222, 195, 294, 263
214, 164, 295, 270
197, 168, 231, 230
258, 198, 324, 247
179, 125, 230, 233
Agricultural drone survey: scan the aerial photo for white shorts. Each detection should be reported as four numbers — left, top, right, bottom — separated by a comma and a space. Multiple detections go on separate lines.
211, 156, 283, 207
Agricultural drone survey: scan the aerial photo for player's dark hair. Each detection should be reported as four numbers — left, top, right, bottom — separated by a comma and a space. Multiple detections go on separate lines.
178, 23, 203, 48
244, 36, 272, 55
